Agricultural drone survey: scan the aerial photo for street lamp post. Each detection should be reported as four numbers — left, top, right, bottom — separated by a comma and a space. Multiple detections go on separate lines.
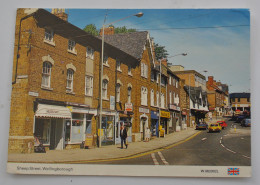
99, 12, 143, 148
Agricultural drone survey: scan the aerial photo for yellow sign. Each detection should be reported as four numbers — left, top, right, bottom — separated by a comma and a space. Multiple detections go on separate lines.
160, 111, 170, 118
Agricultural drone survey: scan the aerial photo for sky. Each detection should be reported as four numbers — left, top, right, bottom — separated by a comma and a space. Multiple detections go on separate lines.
48, 9, 250, 93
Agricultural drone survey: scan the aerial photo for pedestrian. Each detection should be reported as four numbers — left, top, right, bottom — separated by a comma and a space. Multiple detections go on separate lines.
120, 125, 128, 149
145, 127, 151, 142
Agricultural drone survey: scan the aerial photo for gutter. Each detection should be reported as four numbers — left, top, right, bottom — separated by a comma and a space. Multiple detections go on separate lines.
12, 11, 36, 85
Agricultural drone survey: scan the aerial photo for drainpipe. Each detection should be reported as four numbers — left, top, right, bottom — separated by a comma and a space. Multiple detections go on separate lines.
12, 12, 36, 85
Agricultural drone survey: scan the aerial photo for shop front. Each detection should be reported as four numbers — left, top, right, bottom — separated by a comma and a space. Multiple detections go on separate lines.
65, 106, 96, 149
151, 110, 159, 137
169, 104, 181, 132
100, 111, 116, 146
160, 110, 171, 135
115, 111, 133, 144
34, 103, 71, 150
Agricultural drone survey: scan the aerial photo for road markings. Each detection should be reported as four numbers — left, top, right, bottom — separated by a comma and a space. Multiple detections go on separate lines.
201, 138, 207, 141
242, 155, 251, 159
151, 153, 159, 165
241, 137, 244, 140
158, 151, 169, 165
220, 137, 251, 159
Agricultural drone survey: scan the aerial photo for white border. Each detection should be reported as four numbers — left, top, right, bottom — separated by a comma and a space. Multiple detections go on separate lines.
1, 0, 259, 184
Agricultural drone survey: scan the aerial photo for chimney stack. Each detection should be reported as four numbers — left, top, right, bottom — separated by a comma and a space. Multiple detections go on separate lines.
52, 8, 68, 21
208, 76, 214, 85
99, 27, 115, 36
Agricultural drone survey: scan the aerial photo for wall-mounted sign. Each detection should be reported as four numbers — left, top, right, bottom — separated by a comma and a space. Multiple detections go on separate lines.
29, 91, 39, 97
139, 107, 149, 114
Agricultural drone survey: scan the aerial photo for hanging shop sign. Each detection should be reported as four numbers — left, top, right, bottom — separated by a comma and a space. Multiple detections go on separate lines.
160, 110, 170, 118
125, 103, 133, 112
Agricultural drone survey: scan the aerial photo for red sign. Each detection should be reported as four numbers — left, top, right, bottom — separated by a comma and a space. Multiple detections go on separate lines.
125, 103, 133, 112
182, 111, 187, 115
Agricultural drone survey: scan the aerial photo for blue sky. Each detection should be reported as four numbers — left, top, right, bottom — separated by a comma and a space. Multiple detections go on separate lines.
47, 9, 250, 93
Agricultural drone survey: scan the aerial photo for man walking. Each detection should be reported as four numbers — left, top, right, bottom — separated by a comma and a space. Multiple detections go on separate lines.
120, 125, 128, 149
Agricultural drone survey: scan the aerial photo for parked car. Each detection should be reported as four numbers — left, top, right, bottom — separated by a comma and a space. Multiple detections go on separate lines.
241, 118, 251, 127
196, 122, 208, 130
235, 115, 246, 123
217, 121, 227, 129
208, 123, 222, 133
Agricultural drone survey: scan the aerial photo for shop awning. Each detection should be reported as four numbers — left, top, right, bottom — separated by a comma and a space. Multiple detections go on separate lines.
35, 104, 71, 118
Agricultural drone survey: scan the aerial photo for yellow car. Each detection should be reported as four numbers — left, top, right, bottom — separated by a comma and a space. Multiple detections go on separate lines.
208, 123, 222, 133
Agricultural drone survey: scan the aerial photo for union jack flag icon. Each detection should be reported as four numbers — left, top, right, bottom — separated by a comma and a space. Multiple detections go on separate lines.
228, 168, 240, 175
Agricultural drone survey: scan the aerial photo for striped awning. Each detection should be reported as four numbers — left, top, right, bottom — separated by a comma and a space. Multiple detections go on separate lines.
35, 104, 71, 118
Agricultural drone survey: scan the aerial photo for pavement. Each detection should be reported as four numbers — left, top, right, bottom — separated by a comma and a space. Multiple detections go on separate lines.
8, 127, 200, 164
8, 117, 225, 164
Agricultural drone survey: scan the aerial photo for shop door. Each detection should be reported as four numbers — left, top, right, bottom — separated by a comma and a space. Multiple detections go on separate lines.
142, 120, 146, 141
115, 121, 122, 144
50, 120, 56, 150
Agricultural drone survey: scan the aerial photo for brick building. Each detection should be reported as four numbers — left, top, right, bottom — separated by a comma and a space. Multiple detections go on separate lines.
98, 29, 169, 141
166, 66, 181, 132
9, 8, 133, 153
206, 76, 227, 117
229, 93, 250, 112
170, 67, 208, 126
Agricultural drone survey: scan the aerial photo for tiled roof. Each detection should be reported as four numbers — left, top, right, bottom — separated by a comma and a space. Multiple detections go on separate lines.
229, 93, 250, 98
98, 31, 148, 60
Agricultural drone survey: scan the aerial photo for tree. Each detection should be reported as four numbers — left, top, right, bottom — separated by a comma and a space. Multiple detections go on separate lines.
107, 25, 136, 34
83, 24, 99, 36
154, 43, 169, 61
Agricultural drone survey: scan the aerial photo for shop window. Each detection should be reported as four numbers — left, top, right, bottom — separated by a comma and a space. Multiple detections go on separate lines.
71, 113, 84, 143
34, 118, 51, 145
41, 62, 52, 88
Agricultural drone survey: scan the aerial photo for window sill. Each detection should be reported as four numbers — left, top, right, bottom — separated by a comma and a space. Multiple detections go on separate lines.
41, 86, 53, 91
44, 39, 56, 47
103, 63, 110, 68
85, 94, 93, 97
117, 69, 122, 73
68, 49, 77, 55
128, 73, 133, 77
66, 90, 75, 95
141, 104, 148, 107
102, 98, 109, 101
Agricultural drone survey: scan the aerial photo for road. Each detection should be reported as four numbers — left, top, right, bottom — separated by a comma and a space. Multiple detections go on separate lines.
93, 119, 251, 166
